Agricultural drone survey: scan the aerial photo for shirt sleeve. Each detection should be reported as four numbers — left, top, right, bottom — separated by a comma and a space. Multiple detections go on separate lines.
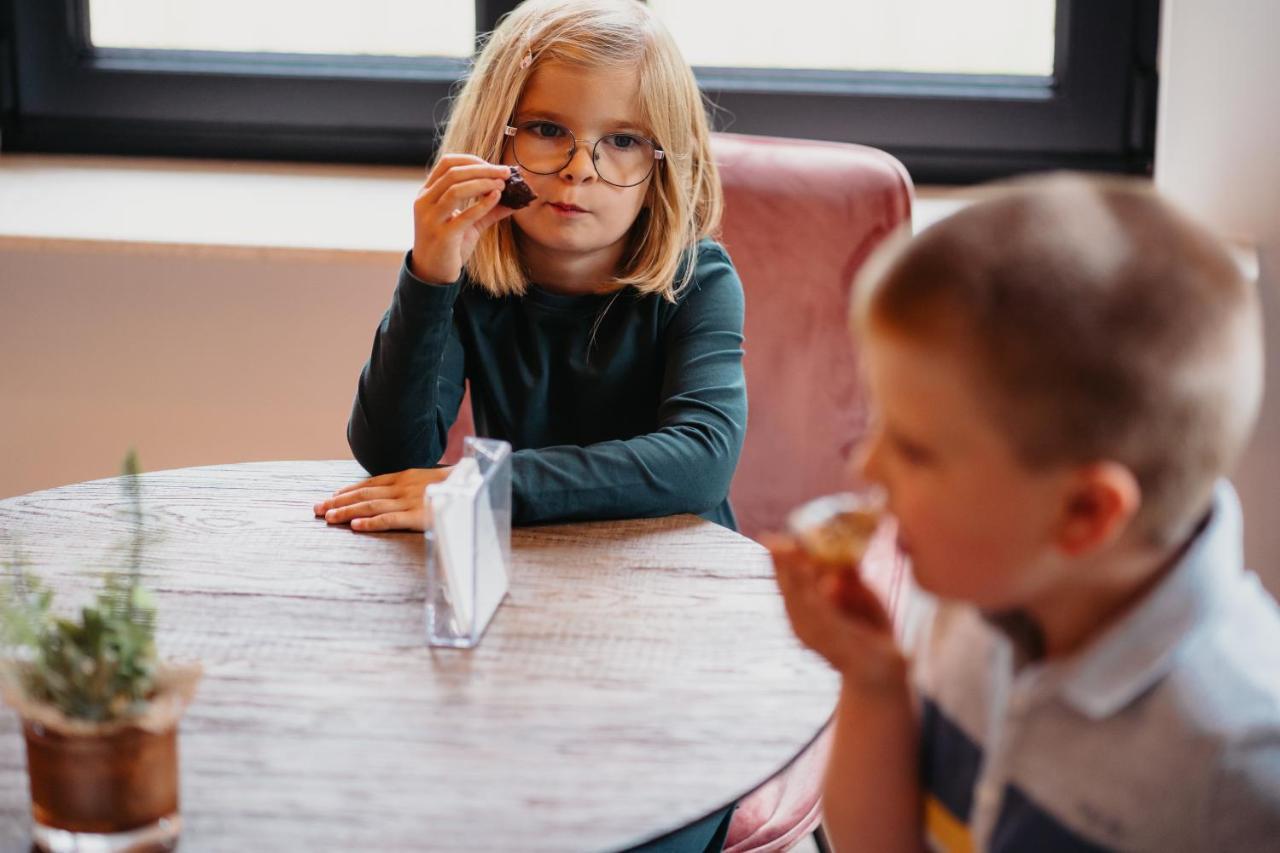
1206, 729, 1280, 850
509, 247, 748, 525
346, 252, 467, 474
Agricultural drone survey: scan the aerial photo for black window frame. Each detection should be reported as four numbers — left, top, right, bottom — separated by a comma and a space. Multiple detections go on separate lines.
0, 0, 1158, 183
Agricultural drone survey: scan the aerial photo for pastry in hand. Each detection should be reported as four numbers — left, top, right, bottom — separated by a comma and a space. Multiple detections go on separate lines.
787, 492, 883, 565
498, 166, 537, 209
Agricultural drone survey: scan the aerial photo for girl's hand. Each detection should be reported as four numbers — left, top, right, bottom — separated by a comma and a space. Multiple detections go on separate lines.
312, 468, 454, 532
410, 154, 519, 284
764, 533, 908, 695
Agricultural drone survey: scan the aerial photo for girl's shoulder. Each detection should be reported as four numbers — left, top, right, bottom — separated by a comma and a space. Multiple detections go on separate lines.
692, 237, 734, 273
655, 239, 744, 332
674, 238, 741, 306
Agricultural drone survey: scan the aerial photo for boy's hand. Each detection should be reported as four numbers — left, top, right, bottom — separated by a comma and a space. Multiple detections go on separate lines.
410, 154, 519, 284
312, 468, 454, 532
764, 533, 908, 694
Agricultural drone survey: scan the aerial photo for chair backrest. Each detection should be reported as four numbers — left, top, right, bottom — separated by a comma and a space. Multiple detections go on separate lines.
716, 132, 912, 538
445, 133, 913, 538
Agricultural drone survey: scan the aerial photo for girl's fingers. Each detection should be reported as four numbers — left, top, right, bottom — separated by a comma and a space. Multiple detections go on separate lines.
433, 178, 507, 222
451, 190, 504, 229
333, 473, 397, 496
422, 164, 511, 207
474, 199, 520, 231
324, 499, 405, 524
314, 486, 396, 515
424, 153, 495, 187
317, 479, 384, 513
351, 510, 425, 533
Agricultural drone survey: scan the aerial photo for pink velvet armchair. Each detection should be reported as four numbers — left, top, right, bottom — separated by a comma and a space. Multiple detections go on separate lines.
716, 132, 912, 541
444, 132, 913, 851
712, 133, 911, 853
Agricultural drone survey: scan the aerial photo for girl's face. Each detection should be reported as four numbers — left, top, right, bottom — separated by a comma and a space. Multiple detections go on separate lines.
503, 61, 654, 291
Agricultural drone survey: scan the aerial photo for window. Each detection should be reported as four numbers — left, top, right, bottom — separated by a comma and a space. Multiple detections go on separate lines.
0, 0, 1158, 182
651, 0, 1055, 76
87, 0, 475, 58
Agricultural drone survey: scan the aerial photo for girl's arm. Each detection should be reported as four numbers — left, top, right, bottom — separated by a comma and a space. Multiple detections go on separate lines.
510, 246, 747, 525
347, 154, 514, 477
346, 257, 467, 475
319, 155, 514, 531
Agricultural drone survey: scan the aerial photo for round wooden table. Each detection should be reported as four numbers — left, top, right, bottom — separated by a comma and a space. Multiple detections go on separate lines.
0, 461, 838, 852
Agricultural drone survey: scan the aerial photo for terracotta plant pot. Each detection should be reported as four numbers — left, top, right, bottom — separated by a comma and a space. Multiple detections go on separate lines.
23, 720, 181, 852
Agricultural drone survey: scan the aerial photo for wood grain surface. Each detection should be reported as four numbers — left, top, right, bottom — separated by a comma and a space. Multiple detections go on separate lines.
0, 461, 838, 852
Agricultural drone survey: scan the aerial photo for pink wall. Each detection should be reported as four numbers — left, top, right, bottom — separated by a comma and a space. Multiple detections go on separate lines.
1, 244, 397, 497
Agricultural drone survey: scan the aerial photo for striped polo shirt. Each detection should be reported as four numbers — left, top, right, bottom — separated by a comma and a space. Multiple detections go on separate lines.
911, 481, 1280, 851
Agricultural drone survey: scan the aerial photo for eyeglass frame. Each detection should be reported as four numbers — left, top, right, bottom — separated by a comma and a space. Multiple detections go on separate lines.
502, 120, 665, 188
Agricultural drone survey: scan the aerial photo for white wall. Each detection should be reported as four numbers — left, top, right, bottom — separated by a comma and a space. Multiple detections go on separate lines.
0, 244, 397, 497
1155, 0, 1280, 247
1156, 0, 1280, 583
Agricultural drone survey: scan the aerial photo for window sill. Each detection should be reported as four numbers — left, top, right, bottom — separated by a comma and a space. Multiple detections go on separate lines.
0, 155, 1258, 280
0, 154, 421, 263
1, 154, 981, 259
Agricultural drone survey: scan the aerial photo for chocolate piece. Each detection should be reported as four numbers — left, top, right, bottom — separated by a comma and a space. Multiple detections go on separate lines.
499, 166, 537, 209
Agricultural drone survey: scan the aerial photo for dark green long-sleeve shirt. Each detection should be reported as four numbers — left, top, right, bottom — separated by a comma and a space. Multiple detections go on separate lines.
347, 238, 748, 528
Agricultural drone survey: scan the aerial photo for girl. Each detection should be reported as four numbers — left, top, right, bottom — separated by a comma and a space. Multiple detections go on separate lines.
316, 3, 746, 847
314, 0, 747, 538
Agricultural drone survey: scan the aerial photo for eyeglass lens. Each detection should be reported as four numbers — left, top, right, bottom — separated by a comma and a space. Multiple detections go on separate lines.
511, 121, 657, 187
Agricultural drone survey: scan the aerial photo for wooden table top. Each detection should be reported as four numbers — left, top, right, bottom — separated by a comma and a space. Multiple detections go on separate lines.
0, 461, 838, 852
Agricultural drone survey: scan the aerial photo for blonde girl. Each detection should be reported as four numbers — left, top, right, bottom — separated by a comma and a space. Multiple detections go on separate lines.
315, 0, 746, 552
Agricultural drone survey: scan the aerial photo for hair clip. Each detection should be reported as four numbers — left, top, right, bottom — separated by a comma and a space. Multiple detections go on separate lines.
519, 52, 533, 70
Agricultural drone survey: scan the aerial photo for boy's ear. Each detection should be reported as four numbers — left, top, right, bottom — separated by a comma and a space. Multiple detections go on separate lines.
1055, 462, 1142, 557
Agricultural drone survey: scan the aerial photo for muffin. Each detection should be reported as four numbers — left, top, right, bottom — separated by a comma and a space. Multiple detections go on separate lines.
787, 492, 883, 564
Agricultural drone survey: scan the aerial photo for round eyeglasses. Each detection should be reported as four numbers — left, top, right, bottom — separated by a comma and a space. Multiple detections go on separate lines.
503, 120, 664, 188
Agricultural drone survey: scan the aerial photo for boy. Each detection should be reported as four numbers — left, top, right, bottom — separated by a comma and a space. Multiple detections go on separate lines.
770, 175, 1280, 851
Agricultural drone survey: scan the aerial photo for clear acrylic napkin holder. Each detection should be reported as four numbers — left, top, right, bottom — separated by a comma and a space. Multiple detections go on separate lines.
424, 437, 512, 648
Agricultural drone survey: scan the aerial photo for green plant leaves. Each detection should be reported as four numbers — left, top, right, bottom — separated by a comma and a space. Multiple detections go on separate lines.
25, 587, 158, 721
1, 450, 160, 722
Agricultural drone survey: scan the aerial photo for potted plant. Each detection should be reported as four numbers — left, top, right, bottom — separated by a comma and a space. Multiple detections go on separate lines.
0, 452, 201, 852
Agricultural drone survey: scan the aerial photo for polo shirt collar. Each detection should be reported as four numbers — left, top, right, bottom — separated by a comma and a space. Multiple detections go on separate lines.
1056, 480, 1244, 719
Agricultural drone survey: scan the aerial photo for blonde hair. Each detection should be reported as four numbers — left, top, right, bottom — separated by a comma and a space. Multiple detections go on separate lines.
854, 175, 1263, 546
437, 0, 722, 301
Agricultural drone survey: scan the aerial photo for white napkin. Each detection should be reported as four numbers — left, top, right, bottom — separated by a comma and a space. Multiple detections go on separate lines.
430, 458, 509, 637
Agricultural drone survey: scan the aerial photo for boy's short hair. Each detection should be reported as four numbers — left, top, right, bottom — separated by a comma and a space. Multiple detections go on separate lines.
439, 0, 721, 301
855, 175, 1263, 545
